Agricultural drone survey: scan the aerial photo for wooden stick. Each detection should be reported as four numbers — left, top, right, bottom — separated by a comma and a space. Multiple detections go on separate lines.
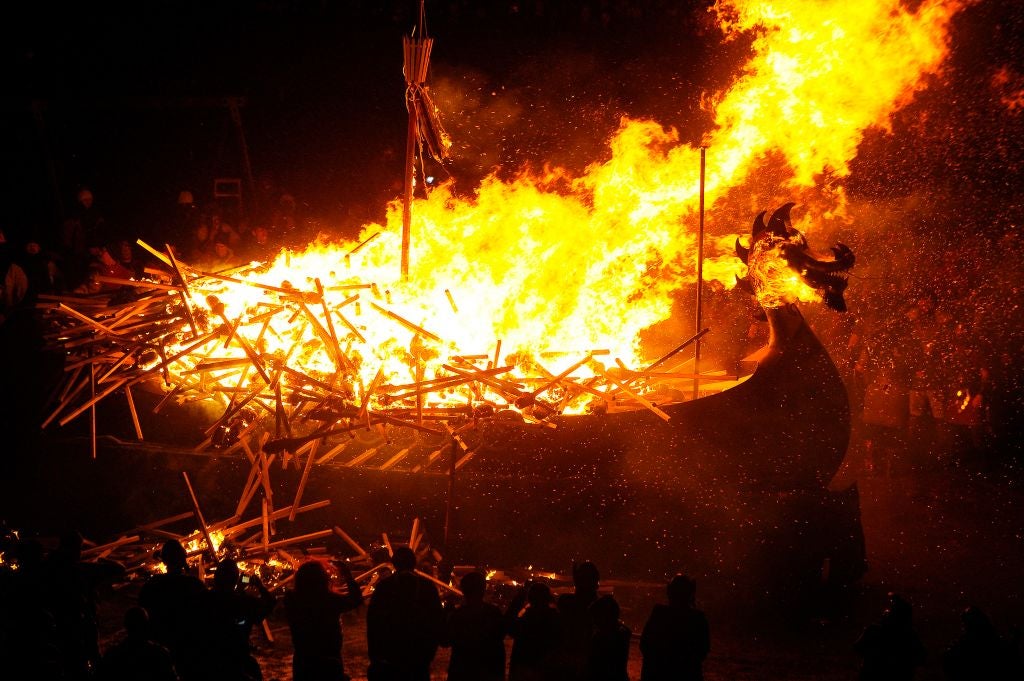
332, 526, 369, 558
194, 269, 316, 298
289, 438, 320, 521
235, 453, 263, 519
414, 569, 462, 596
315, 278, 344, 367
97, 349, 139, 385
378, 447, 412, 471
125, 384, 144, 440
130, 511, 195, 536
220, 500, 331, 538
590, 362, 671, 422
58, 303, 122, 336
316, 440, 351, 465
346, 231, 381, 256
42, 370, 92, 429
261, 497, 270, 554
81, 535, 139, 558
642, 327, 711, 373
245, 529, 334, 555
165, 244, 200, 338
136, 239, 173, 267
525, 353, 594, 403
182, 471, 219, 562
94, 275, 182, 292
359, 366, 386, 419
369, 302, 442, 343
409, 517, 421, 551
335, 309, 366, 343
129, 329, 221, 385
382, 366, 512, 402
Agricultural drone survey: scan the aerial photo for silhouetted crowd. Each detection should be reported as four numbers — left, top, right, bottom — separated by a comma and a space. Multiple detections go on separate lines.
0, 536, 713, 681
4, 529, 1023, 681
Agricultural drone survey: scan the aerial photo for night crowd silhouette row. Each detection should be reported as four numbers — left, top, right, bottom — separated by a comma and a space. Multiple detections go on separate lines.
2, 532, 1022, 681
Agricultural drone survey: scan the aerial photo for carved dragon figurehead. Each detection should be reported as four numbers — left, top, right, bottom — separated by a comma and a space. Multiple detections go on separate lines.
735, 202, 855, 314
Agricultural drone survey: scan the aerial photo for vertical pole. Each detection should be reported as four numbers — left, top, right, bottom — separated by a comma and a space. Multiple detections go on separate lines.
401, 94, 416, 281
693, 147, 707, 400
228, 98, 256, 220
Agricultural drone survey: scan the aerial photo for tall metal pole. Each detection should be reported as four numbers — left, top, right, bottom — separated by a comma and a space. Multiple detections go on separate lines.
693, 146, 707, 400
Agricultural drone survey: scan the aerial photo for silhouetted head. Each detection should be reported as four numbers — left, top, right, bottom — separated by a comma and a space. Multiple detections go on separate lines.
213, 558, 239, 591
667, 574, 697, 608
57, 530, 84, 562
590, 594, 620, 630
295, 560, 330, 596
124, 606, 150, 640
391, 546, 417, 572
527, 582, 553, 609
883, 593, 913, 627
159, 540, 187, 572
459, 571, 487, 602
961, 606, 995, 638
573, 561, 600, 595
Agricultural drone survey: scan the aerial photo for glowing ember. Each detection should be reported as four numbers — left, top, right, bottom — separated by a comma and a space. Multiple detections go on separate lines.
184, 530, 226, 557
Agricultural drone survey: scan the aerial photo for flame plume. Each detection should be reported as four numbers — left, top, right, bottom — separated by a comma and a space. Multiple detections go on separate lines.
50, 0, 969, 422
238, 0, 965, 389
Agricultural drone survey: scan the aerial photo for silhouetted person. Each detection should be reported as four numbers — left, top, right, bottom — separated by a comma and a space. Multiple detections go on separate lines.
2, 538, 63, 680
585, 594, 631, 681
942, 606, 1023, 680
854, 593, 926, 681
366, 546, 444, 681
138, 540, 205, 680
554, 561, 601, 680
640, 574, 709, 681
201, 558, 275, 681
508, 581, 561, 681
96, 606, 178, 681
441, 571, 505, 681
284, 559, 364, 681
44, 530, 126, 680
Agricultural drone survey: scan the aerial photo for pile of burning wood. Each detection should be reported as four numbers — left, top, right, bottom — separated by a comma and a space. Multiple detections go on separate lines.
38, 241, 725, 467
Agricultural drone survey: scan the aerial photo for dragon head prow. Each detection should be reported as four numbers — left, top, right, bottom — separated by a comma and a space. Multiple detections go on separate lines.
735, 203, 855, 313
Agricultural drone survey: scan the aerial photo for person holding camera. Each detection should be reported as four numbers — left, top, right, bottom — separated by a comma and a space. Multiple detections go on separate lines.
285, 559, 364, 681
201, 558, 276, 681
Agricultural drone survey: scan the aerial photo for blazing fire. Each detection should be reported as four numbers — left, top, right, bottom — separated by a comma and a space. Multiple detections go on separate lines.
45, 0, 967, 432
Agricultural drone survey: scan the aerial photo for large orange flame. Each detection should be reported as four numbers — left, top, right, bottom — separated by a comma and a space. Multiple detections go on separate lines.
183, 0, 966, 409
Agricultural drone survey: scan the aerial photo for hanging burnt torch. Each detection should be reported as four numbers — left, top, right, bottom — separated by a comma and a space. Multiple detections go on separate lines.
401, 1, 452, 280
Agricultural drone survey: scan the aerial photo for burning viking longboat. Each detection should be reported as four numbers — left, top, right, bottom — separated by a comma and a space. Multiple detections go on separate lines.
39, 204, 865, 586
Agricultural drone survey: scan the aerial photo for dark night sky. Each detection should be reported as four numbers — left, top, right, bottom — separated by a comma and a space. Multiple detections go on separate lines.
0, 1, 738, 240
1, 1, 1021, 246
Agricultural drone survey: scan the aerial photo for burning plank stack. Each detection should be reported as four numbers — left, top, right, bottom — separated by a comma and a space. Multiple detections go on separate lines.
39, 241, 730, 468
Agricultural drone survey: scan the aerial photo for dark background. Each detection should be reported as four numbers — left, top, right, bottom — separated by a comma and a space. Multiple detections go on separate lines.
0, 1, 728, 240
2, 1, 1021, 244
